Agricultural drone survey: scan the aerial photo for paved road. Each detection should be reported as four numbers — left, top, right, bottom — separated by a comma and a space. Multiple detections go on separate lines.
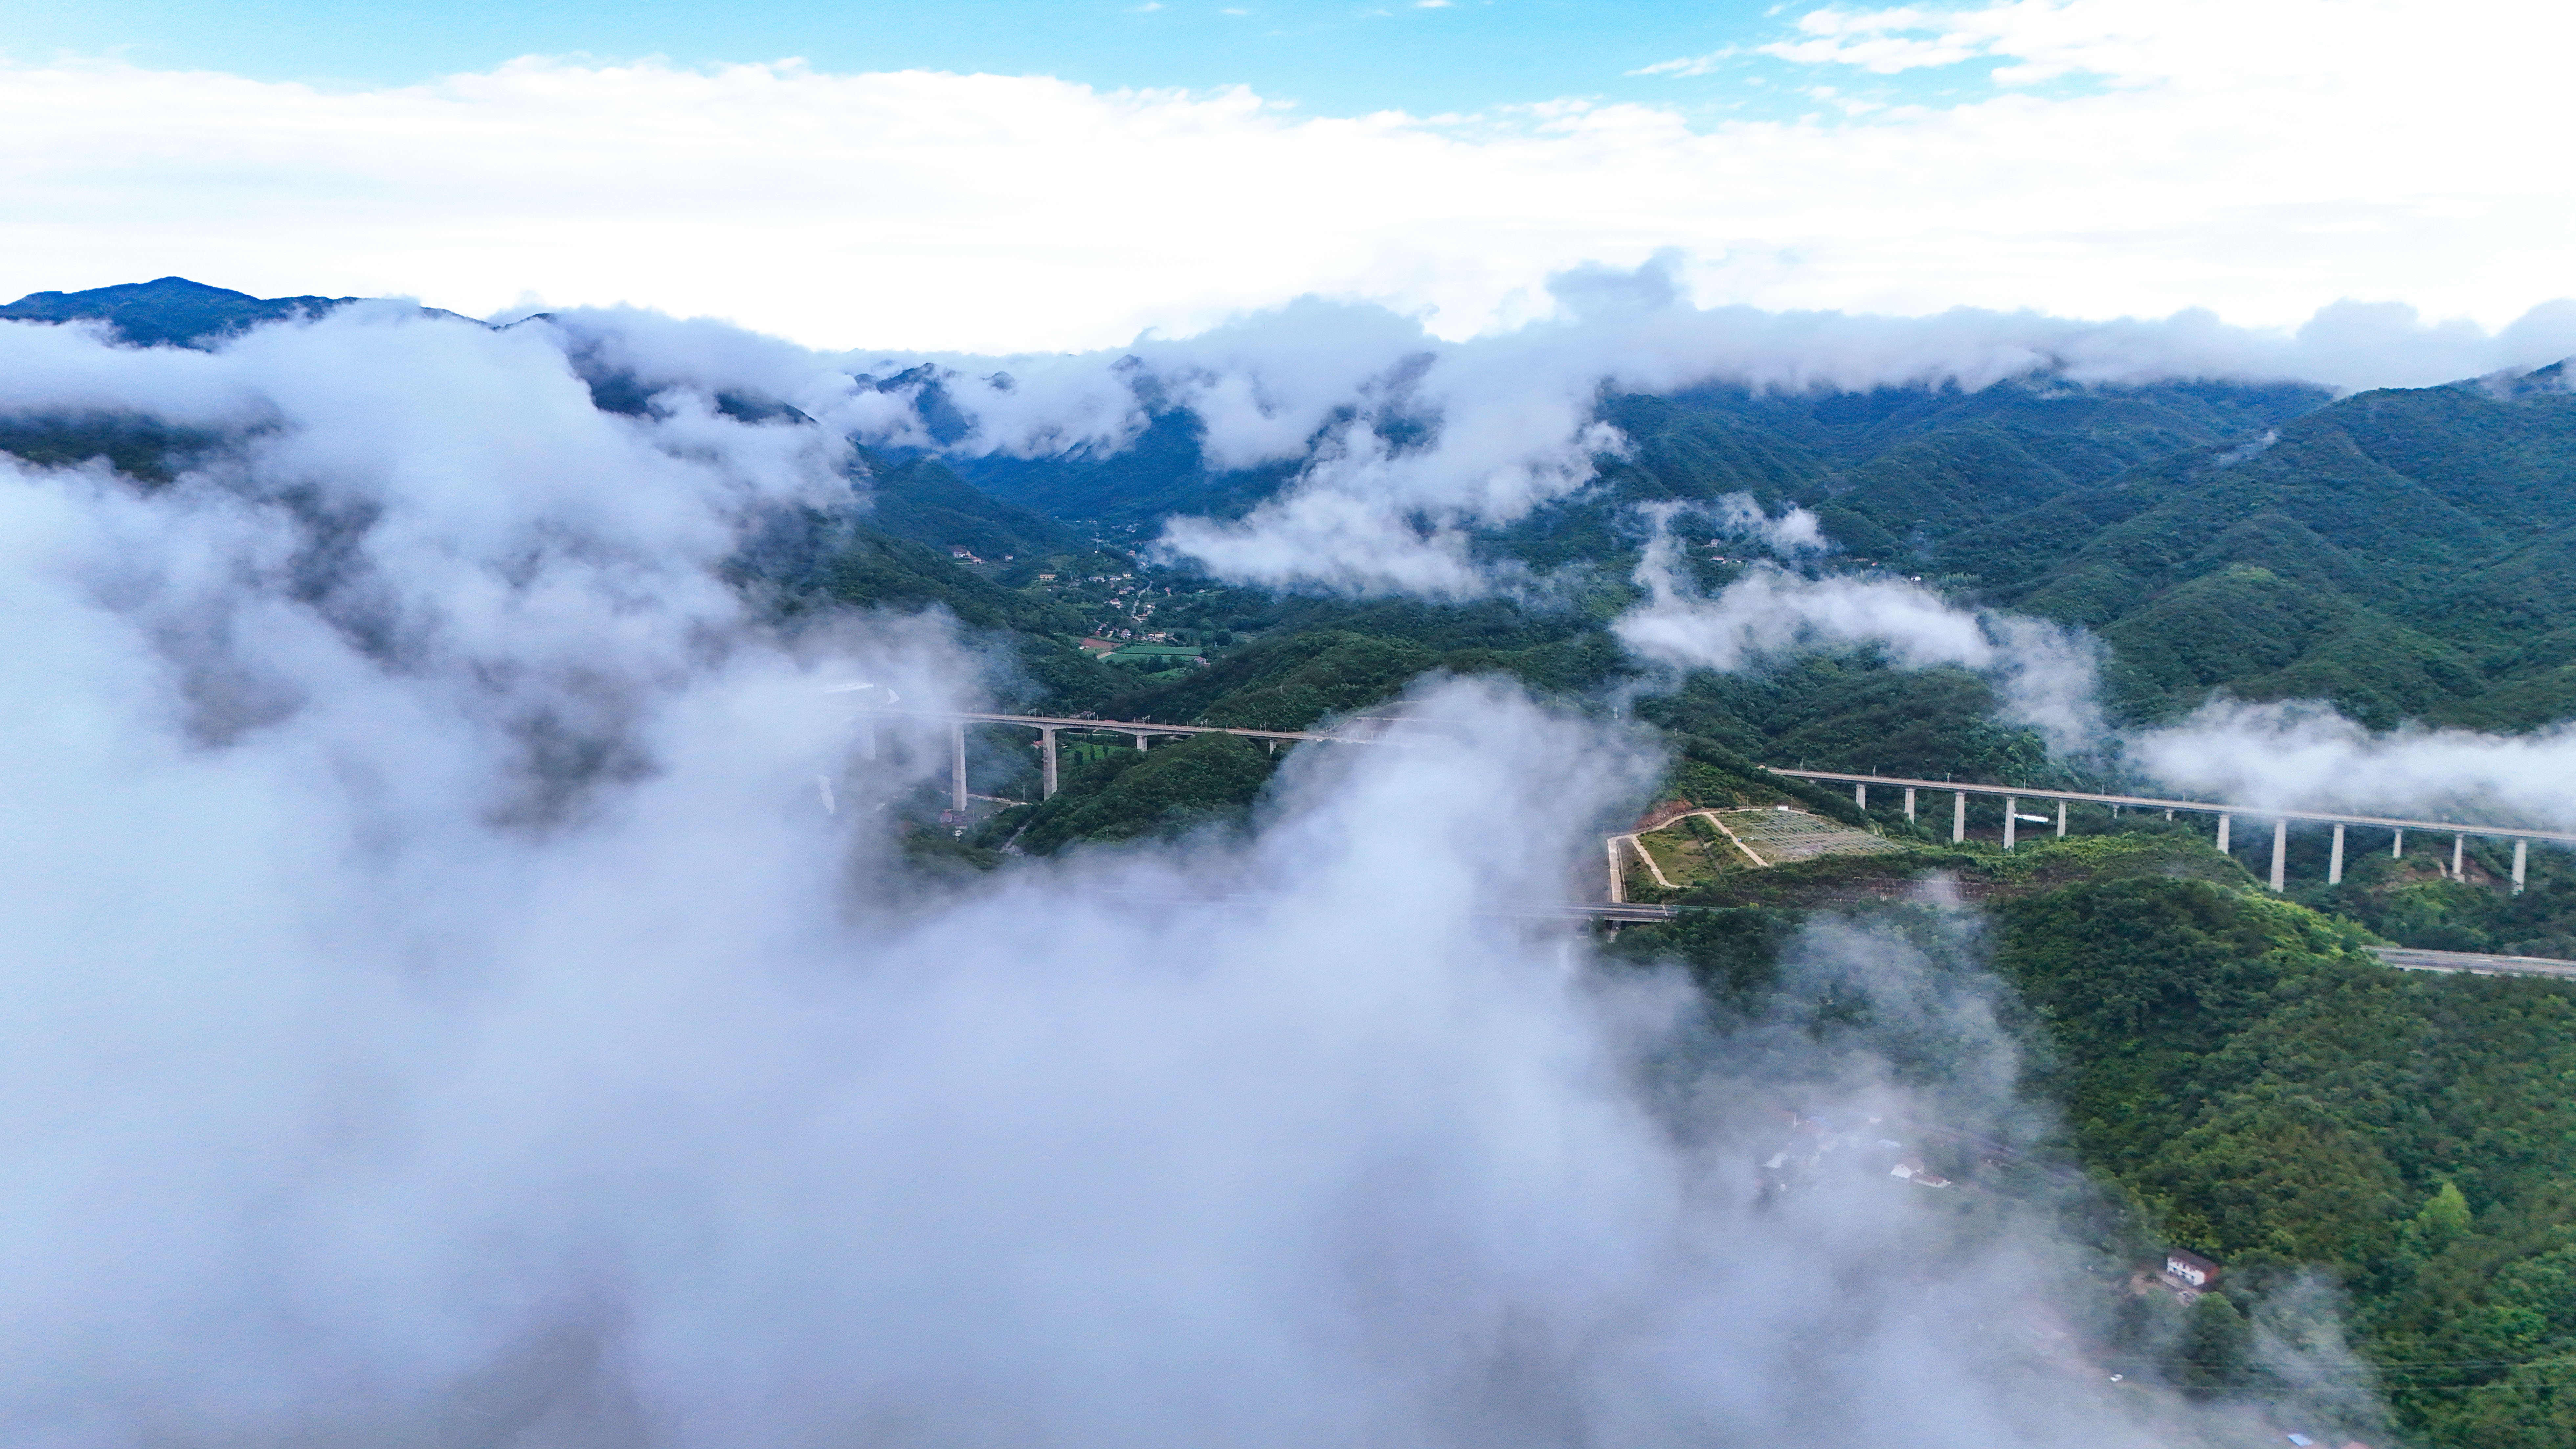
2368, 945, 2576, 980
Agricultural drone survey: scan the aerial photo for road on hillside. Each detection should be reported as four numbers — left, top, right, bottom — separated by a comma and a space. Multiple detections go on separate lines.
2368, 946, 2576, 981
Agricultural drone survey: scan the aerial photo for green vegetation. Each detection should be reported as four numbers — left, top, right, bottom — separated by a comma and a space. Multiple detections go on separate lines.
985, 731, 1277, 853
1639, 658, 2067, 785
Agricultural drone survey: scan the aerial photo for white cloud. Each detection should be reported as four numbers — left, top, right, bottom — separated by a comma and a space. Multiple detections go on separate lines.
0, 0, 2569, 351
1759, 7, 1990, 75
2132, 698, 2576, 831
1691, 493, 1830, 556
0, 310, 2350, 1443
1629, 47, 1741, 77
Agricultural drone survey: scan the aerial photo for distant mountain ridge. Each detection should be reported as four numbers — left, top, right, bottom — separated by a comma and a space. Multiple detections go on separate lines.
0, 276, 364, 348
0, 275, 490, 349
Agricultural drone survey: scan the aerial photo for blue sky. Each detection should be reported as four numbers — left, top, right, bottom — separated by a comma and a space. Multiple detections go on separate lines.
8, 0, 2024, 120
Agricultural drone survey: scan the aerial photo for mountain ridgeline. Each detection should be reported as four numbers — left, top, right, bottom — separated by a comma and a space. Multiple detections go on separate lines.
0, 275, 361, 348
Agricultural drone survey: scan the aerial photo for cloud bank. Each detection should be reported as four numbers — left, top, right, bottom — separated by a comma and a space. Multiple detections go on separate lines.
4, 0, 2574, 351
0, 305, 2360, 1445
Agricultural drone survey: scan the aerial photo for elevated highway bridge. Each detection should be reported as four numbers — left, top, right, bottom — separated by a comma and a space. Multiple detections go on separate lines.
858, 708, 1427, 809
1767, 767, 2575, 895
867, 708, 2569, 908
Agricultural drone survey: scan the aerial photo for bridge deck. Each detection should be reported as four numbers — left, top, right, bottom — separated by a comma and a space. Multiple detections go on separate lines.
1768, 767, 2576, 846
869, 708, 1410, 745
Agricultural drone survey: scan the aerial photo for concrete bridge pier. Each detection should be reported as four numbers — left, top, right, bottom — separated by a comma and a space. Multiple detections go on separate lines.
1038, 727, 1059, 799
1755, 767, 2572, 904
1135, 731, 1151, 752
951, 723, 969, 814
